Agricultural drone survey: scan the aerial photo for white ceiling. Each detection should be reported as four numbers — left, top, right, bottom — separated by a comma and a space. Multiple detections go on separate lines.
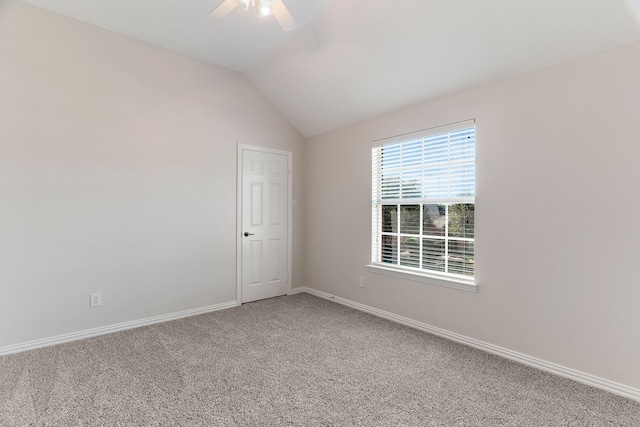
19, 0, 640, 137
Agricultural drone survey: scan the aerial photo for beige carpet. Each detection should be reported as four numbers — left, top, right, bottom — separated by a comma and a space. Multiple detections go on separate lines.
1, 293, 638, 426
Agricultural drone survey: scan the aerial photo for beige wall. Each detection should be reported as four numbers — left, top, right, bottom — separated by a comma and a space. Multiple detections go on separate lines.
0, 2, 305, 347
303, 40, 640, 389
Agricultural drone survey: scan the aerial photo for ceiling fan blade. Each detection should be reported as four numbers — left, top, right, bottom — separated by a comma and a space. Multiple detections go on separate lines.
210, 0, 237, 18
271, 0, 297, 31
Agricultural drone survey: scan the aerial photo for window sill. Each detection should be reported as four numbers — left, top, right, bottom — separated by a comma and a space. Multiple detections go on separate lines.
366, 264, 477, 293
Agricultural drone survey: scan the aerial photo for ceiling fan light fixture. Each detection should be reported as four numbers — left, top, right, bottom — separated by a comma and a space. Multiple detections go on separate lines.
211, 0, 297, 31
259, 6, 272, 16
259, 0, 274, 15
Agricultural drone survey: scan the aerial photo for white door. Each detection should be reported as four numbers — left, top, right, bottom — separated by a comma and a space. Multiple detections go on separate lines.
239, 148, 290, 303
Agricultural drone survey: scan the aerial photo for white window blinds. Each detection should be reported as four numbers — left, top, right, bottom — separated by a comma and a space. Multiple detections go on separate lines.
372, 120, 476, 205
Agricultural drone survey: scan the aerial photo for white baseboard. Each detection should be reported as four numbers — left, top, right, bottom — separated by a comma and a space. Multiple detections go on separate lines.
287, 286, 308, 295
0, 300, 237, 356
297, 286, 640, 402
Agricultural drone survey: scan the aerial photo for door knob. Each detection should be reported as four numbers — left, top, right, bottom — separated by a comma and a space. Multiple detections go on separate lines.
244, 232, 254, 237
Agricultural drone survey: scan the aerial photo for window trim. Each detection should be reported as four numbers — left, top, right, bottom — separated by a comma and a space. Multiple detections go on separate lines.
367, 263, 477, 292
371, 119, 477, 292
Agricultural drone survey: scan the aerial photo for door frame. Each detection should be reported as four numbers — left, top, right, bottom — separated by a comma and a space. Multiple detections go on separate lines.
236, 143, 293, 305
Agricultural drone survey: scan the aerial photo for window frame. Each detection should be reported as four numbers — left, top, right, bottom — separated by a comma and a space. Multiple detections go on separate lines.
368, 120, 477, 292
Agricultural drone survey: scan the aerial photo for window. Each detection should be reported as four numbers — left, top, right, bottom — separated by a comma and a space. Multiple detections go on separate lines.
370, 120, 476, 290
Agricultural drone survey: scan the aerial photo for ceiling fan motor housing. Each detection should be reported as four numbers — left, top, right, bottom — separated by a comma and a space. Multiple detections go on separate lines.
235, 0, 250, 11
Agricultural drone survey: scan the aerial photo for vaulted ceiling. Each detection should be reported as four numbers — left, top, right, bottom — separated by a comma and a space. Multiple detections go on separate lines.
20, 0, 640, 137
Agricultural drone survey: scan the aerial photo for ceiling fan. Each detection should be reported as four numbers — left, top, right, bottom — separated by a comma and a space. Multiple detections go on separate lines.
210, 0, 298, 32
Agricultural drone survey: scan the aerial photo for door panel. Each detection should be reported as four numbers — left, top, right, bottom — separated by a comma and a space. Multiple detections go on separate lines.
251, 182, 263, 226
241, 149, 288, 303
269, 239, 281, 282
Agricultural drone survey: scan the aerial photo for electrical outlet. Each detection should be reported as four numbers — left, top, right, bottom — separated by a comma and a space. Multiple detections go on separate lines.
90, 293, 101, 307
358, 276, 365, 288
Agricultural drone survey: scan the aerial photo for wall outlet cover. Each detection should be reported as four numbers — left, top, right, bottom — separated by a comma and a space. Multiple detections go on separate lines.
90, 293, 102, 307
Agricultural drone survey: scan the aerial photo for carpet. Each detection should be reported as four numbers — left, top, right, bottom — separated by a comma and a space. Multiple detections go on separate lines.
1, 293, 638, 426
